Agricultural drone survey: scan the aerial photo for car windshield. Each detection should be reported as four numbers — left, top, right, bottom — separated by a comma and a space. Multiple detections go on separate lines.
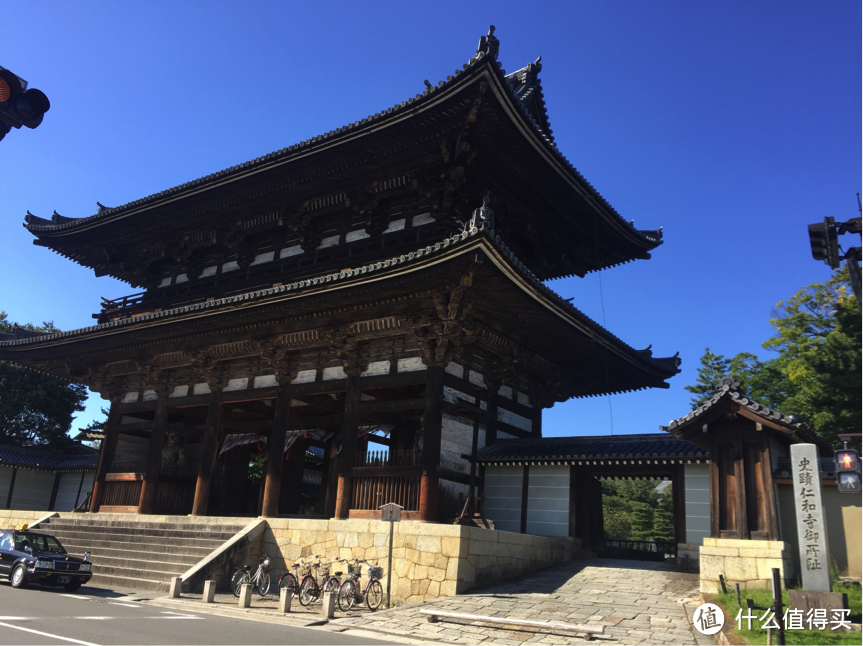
14, 532, 67, 555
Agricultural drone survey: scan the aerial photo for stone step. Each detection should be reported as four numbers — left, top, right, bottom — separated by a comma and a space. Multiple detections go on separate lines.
87, 562, 186, 580
44, 519, 248, 535
62, 545, 207, 566
42, 524, 242, 542
73, 553, 192, 575
46, 530, 226, 549
60, 538, 213, 562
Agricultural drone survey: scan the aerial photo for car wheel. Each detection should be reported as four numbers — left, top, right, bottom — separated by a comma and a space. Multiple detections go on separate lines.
10, 564, 28, 589
64, 582, 82, 592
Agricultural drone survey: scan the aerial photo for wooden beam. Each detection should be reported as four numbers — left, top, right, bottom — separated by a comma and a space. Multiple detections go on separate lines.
105, 473, 145, 481
358, 397, 426, 413
192, 392, 222, 516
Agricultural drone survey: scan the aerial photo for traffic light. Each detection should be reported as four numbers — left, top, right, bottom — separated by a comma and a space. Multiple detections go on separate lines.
834, 448, 861, 494
0, 66, 50, 142
808, 217, 840, 269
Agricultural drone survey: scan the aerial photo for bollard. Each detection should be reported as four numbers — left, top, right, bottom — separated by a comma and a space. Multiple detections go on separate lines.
239, 583, 253, 608
169, 577, 182, 598
279, 586, 292, 613
321, 590, 335, 619
203, 580, 216, 604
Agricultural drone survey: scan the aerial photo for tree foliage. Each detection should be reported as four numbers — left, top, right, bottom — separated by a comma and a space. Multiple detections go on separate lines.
684, 267, 861, 448
601, 477, 672, 542
0, 311, 89, 451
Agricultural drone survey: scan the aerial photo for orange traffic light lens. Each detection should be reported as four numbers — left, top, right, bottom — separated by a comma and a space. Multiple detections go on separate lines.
842, 454, 852, 469
0, 77, 10, 103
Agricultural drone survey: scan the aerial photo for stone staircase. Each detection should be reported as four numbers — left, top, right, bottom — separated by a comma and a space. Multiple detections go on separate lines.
36, 515, 250, 592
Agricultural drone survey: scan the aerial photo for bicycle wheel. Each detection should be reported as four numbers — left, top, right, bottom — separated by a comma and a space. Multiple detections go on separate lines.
337, 580, 356, 612
366, 580, 384, 610
257, 570, 271, 597
298, 576, 318, 606
231, 570, 251, 598
279, 573, 298, 596
323, 576, 340, 594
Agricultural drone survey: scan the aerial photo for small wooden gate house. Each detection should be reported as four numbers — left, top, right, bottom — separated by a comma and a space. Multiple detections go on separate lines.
0, 28, 681, 522
0, 445, 97, 513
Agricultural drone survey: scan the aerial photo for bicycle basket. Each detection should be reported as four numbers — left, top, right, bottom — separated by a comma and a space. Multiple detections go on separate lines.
348, 562, 363, 576
368, 565, 384, 581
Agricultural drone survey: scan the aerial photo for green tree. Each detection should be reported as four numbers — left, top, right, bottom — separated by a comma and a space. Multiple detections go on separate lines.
0, 311, 89, 451
684, 348, 731, 409
630, 502, 654, 541
652, 490, 675, 542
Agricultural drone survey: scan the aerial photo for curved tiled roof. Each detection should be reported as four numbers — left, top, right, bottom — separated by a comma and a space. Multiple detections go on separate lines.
477, 433, 706, 464
0, 445, 98, 472
661, 377, 831, 451
0, 224, 681, 383
22, 29, 662, 253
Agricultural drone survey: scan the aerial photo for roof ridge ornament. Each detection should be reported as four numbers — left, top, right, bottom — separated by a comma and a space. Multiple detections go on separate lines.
477, 25, 499, 61
456, 197, 495, 235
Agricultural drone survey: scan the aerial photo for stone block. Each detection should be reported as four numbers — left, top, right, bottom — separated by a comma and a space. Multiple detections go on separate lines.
699, 554, 725, 579
358, 533, 374, 549
320, 591, 335, 619
239, 583, 253, 608
434, 553, 448, 570
702, 547, 740, 557
440, 580, 458, 597
429, 567, 446, 582
441, 537, 466, 558
419, 551, 436, 566
418, 579, 431, 595
702, 537, 717, 547
416, 535, 442, 553
405, 548, 419, 563
169, 577, 182, 598
725, 557, 758, 581
404, 535, 417, 550
427, 580, 440, 597
756, 558, 785, 580
738, 548, 781, 559
459, 559, 476, 584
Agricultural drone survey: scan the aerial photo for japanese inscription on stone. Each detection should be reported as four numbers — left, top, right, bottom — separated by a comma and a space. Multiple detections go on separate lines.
790, 443, 831, 591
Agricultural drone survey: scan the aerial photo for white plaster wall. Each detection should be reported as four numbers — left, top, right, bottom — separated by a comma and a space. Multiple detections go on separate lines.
9, 470, 54, 511
54, 472, 93, 511
684, 462, 711, 545
0, 468, 12, 506
497, 407, 531, 433
484, 466, 523, 534
441, 415, 474, 474
526, 465, 570, 537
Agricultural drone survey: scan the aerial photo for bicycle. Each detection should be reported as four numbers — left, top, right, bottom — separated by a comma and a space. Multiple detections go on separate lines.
277, 557, 308, 598
231, 552, 272, 598
337, 559, 384, 611
298, 556, 341, 606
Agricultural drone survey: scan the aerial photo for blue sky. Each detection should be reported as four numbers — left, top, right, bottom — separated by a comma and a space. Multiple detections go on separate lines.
1, 1, 860, 439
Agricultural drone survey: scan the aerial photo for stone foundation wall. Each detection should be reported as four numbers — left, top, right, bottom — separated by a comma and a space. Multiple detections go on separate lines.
699, 538, 795, 593
0, 509, 56, 530
261, 518, 577, 605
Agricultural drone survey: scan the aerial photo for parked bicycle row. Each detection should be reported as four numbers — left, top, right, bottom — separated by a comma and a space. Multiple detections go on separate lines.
231, 553, 385, 611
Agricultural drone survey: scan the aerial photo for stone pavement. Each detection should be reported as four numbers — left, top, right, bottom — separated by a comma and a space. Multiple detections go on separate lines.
331, 558, 714, 645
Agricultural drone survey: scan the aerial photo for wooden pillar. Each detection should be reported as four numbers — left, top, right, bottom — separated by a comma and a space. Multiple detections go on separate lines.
323, 435, 339, 518
335, 373, 361, 519
531, 403, 543, 438
48, 472, 62, 511
672, 463, 686, 546
191, 391, 222, 516
419, 365, 444, 522
138, 395, 169, 515
90, 403, 121, 513
520, 465, 530, 533
280, 439, 307, 514
262, 390, 291, 518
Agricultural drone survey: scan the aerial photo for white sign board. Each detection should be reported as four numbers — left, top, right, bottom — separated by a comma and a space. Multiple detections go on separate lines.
380, 502, 402, 523
790, 444, 831, 591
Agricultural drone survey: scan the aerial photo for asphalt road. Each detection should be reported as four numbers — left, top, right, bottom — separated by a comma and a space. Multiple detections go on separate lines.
0, 581, 391, 645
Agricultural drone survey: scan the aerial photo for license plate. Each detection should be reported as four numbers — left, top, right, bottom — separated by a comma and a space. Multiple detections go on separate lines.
57, 576, 71, 584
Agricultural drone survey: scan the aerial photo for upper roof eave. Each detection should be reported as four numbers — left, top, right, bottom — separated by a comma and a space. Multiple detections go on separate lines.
22, 34, 662, 257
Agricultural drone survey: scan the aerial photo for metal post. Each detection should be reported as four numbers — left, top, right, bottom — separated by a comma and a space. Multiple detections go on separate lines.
772, 568, 785, 646
387, 518, 394, 609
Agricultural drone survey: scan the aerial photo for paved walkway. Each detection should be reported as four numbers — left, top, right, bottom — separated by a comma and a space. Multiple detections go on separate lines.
331, 558, 712, 645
